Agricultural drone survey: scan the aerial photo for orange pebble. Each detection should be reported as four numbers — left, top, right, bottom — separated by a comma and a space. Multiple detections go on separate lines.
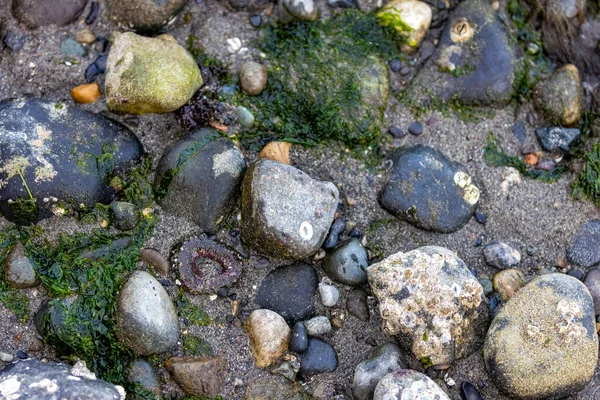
259, 141, 292, 165
71, 83, 101, 104
524, 153, 538, 165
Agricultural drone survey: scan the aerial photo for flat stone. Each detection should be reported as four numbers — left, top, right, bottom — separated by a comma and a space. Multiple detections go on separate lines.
300, 339, 337, 376
322, 238, 368, 285
353, 343, 407, 400
165, 356, 226, 397
11, 0, 87, 29
484, 274, 598, 399
245, 309, 291, 368
116, 271, 179, 355
241, 159, 339, 259
567, 220, 600, 268
107, 0, 189, 32
346, 289, 369, 322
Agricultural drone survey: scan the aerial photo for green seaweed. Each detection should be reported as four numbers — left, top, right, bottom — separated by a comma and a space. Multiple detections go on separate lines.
573, 141, 600, 207
183, 334, 215, 357
0, 227, 29, 322
7, 168, 39, 225
176, 291, 212, 326
401, 91, 494, 124
483, 133, 567, 182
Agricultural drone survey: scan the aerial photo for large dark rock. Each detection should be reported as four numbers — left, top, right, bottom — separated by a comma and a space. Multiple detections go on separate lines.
107, 0, 189, 32
299, 339, 337, 376
0, 359, 122, 399
11, 0, 87, 29
0, 98, 142, 225
379, 146, 479, 233
255, 263, 318, 323
484, 274, 598, 399
406, 0, 517, 106
567, 219, 600, 268
154, 128, 246, 234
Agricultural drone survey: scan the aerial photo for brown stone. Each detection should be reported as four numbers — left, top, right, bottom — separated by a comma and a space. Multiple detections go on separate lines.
493, 269, 526, 302
71, 83, 101, 104
140, 248, 170, 275
165, 356, 226, 397
239, 61, 268, 95
259, 141, 292, 165
245, 309, 290, 368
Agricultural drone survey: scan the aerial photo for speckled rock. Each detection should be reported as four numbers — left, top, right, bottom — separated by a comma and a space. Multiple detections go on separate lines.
165, 356, 226, 397
107, 0, 189, 32
536, 127, 580, 153
533, 64, 582, 127
241, 159, 339, 259
583, 267, 600, 315
106, 32, 203, 114
367, 246, 489, 366
373, 370, 450, 400
322, 238, 368, 285
0, 359, 123, 399
4, 243, 39, 288
318, 281, 340, 307
245, 309, 291, 368
379, 146, 479, 233
299, 339, 337, 376
116, 271, 179, 355
279, 0, 318, 21
484, 273, 598, 399
407, 0, 517, 106
567, 220, 600, 268
11, 0, 87, 29
493, 269, 526, 302
483, 241, 521, 269
304, 316, 331, 336
376, 0, 432, 53
154, 128, 246, 234
128, 360, 161, 399
239, 61, 268, 96
255, 263, 317, 323
290, 321, 308, 353
0, 98, 142, 225
353, 343, 407, 400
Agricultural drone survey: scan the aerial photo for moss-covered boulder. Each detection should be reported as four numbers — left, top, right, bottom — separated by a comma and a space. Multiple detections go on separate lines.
376, 0, 432, 53
533, 64, 582, 127
406, 0, 517, 106
106, 32, 203, 114
484, 273, 598, 399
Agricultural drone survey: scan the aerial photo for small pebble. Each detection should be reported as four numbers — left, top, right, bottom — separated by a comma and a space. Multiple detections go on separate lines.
493, 269, 525, 301
249, 15, 262, 27
76, 29, 96, 44
60, 38, 86, 57
400, 66, 411, 76
236, 106, 255, 128
475, 211, 487, 225
0, 352, 14, 362
566, 269, 584, 281
290, 322, 308, 353
85, 1, 100, 24
388, 126, 406, 138
304, 316, 332, 336
3, 31, 28, 51
408, 121, 423, 136
479, 278, 493, 296
318, 281, 340, 307
536, 160, 556, 171
217, 287, 230, 297
349, 228, 361, 238
16, 350, 28, 359
28, 338, 44, 352
71, 83, 101, 104
389, 58, 401, 72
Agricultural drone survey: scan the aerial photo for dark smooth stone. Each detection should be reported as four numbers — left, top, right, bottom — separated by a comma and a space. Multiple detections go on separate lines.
408, 122, 423, 136
300, 339, 337, 376
462, 381, 484, 400
249, 14, 262, 27
3, 31, 28, 51
567, 269, 584, 281
289, 322, 308, 353
389, 58, 402, 73
475, 211, 487, 224
15, 350, 28, 359
349, 228, 361, 238
85, 1, 100, 25
323, 218, 346, 250
389, 126, 406, 138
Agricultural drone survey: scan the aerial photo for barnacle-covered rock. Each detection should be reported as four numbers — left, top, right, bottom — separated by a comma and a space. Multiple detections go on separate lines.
373, 369, 450, 400
367, 246, 489, 367
173, 238, 242, 294
484, 273, 598, 399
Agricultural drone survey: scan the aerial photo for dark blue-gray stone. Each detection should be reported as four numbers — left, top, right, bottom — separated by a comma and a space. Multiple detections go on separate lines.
379, 145, 479, 233
3, 31, 28, 51
567, 220, 600, 268
111, 201, 139, 231
323, 238, 368, 285
289, 322, 308, 353
0, 98, 142, 225
536, 127, 580, 152
299, 339, 337, 376
353, 343, 407, 400
322, 218, 345, 250
255, 263, 317, 323
0, 359, 122, 399
154, 127, 246, 235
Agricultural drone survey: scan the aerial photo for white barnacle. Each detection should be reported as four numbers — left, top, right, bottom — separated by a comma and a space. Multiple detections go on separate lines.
29, 378, 58, 393
299, 221, 313, 241
0, 376, 21, 399
453, 171, 471, 188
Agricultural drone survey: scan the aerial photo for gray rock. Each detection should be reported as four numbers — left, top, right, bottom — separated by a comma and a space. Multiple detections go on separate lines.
165, 356, 226, 397
379, 146, 479, 233
353, 343, 407, 400
128, 360, 161, 399
318, 281, 340, 307
567, 219, 600, 268
483, 241, 521, 269
111, 201, 139, 231
304, 316, 331, 336
533, 64, 582, 127
0, 359, 122, 399
479, 278, 493, 296
244, 376, 306, 399
3, 31, 28, 52
346, 289, 369, 321
60, 38, 85, 57
116, 271, 179, 355
239, 62, 268, 96
299, 339, 337, 376
0, 98, 142, 225
290, 322, 308, 353
407, 0, 517, 106
241, 159, 339, 259
279, 0, 318, 21
11, 0, 87, 29
373, 370, 450, 400
322, 238, 368, 285
367, 246, 489, 367
107, 0, 189, 32
484, 274, 598, 399
236, 106, 255, 128
536, 127, 580, 152
154, 128, 246, 234
4, 243, 39, 289
584, 268, 600, 316
0, 352, 14, 362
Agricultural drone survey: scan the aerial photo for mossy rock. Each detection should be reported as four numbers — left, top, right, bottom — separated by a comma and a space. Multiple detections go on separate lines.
376, 0, 432, 53
533, 64, 582, 127
106, 32, 203, 114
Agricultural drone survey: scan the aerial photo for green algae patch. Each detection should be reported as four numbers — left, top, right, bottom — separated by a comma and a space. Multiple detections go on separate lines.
176, 291, 212, 326
183, 334, 215, 357
0, 227, 29, 322
234, 9, 402, 149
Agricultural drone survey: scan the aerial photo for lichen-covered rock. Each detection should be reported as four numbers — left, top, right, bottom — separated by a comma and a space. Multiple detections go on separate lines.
367, 246, 489, 367
0, 98, 142, 225
107, 0, 189, 32
536, 127, 580, 153
406, 0, 517, 106
245, 309, 291, 368
533, 64, 582, 127
154, 128, 246, 234
373, 370, 450, 400
379, 146, 479, 233
106, 32, 203, 114
11, 0, 87, 29
376, 0, 432, 53
116, 271, 179, 355
484, 273, 598, 399
0, 359, 123, 400
353, 343, 407, 400
483, 241, 521, 269
241, 159, 339, 259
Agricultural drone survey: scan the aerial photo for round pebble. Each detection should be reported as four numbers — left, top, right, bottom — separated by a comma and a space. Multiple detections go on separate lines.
389, 58, 401, 72
290, 322, 309, 353
388, 125, 406, 138
318, 281, 340, 307
249, 14, 262, 27
0, 352, 14, 362
239, 61, 268, 96
408, 121, 423, 135
304, 316, 332, 336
